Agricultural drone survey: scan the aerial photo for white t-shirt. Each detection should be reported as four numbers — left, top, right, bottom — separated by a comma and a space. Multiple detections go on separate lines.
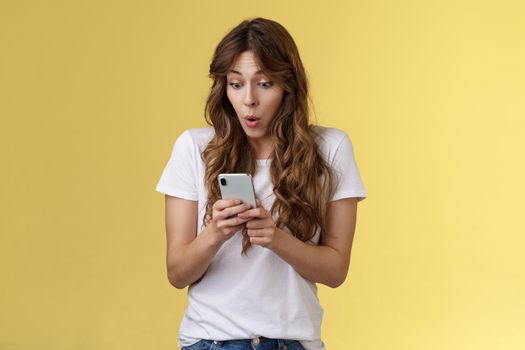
156, 126, 367, 350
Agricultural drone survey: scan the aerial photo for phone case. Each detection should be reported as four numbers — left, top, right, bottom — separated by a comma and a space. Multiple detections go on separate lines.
218, 173, 257, 208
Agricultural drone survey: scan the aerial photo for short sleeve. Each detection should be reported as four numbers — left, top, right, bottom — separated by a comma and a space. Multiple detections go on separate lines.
330, 133, 367, 202
155, 130, 198, 200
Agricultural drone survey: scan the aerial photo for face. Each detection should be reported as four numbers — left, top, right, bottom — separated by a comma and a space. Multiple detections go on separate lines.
226, 51, 284, 143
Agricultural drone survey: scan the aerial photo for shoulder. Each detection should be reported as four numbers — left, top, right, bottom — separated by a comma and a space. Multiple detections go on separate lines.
311, 125, 348, 143
176, 127, 215, 151
311, 125, 352, 160
180, 127, 215, 143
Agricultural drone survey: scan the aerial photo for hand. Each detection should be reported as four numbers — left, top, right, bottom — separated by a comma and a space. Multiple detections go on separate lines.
237, 200, 282, 249
208, 199, 253, 245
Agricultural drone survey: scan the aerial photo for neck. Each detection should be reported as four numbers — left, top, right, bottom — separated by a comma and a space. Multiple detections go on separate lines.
248, 136, 273, 159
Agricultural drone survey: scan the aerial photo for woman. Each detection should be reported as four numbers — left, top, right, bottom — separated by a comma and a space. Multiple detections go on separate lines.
156, 17, 367, 350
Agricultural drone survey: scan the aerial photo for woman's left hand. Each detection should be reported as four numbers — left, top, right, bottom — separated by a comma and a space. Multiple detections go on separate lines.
237, 200, 282, 249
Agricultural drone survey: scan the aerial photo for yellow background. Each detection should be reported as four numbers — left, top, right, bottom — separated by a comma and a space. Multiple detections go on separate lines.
1, 0, 524, 349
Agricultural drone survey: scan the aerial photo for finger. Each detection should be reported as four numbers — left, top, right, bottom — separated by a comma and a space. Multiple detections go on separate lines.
249, 236, 268, 246
238, 208, 267, 219
229, 202, 254, 215
214, 202, 251, 220
217, 215, 251, 228
247, 228, 266, 236
245, 219, 267, 229
213, 199, 241, 211
219, 203, 253, 219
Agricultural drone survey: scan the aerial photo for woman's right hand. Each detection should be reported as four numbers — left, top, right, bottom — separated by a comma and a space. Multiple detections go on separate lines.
207, 199, 253, 245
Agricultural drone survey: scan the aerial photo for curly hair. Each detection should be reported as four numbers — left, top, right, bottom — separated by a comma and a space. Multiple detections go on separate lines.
201, 17, 335, 255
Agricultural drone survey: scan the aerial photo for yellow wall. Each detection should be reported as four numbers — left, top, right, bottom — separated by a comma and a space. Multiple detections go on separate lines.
1, 1, 524, 349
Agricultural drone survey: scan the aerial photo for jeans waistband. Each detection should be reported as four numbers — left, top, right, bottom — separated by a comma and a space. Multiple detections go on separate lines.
207, 336, 299, 347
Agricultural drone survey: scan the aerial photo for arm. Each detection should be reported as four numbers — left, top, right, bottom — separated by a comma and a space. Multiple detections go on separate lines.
164, 195, 218, 289
240, 197, 358, 288
164, 195, 251, 289
275, 197, 358, 288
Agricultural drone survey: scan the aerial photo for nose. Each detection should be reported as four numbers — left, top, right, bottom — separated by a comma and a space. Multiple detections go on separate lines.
243, 84, 258, 107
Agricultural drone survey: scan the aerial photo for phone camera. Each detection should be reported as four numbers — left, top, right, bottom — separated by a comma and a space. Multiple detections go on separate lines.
220, 178, 227, 186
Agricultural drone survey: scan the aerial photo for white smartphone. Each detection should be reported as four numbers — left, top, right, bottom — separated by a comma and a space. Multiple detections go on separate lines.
218, 173, 257, 208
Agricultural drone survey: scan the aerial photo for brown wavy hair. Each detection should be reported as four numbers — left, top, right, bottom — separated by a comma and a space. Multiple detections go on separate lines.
201, 17, 335, 255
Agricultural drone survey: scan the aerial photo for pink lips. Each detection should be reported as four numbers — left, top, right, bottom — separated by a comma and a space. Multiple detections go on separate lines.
243, 114, 259, 128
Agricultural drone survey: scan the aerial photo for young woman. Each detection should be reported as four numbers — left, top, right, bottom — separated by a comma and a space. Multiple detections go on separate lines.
156, 17, 367, 350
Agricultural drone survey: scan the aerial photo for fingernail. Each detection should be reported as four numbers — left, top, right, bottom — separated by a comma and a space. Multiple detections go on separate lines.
235, 199, 241, 204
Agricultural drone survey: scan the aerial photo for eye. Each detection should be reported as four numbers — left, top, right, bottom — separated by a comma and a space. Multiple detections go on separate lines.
259, 81, 273, 88
228, 82, 242, 90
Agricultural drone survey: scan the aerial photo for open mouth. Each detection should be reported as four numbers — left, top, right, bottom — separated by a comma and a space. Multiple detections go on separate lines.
244, 116, 259, 128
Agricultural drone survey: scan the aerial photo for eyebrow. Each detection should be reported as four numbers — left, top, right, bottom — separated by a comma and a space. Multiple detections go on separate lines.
228, 69, 264, 76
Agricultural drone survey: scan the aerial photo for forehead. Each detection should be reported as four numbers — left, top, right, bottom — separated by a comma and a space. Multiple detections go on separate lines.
227, 51, 266, 76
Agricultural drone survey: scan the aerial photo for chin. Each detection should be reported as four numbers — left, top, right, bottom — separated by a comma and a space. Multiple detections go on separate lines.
244, 129, 265, 138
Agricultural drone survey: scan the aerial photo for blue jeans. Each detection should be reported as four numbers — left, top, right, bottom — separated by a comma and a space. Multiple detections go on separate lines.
181, 337, 307, 350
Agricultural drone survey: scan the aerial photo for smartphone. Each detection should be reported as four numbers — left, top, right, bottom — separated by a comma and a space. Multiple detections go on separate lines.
218, 173, 257, 208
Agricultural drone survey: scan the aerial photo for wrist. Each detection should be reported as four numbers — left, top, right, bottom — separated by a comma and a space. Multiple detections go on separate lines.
202, 222, 224, 249
269, 227, 289, 252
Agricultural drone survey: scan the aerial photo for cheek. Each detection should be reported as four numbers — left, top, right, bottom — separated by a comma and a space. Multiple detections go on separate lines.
226, 91, 241, 111
267, 92, 284, 110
